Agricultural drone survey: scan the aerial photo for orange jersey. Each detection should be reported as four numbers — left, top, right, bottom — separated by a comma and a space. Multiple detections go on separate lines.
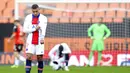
13, 25, 24, 44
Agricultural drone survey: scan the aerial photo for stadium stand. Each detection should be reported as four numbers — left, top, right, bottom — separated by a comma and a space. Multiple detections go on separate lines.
0, 2, 129, 23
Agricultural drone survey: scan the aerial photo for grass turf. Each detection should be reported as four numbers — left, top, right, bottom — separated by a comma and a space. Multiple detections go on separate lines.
0, 65, 129, 73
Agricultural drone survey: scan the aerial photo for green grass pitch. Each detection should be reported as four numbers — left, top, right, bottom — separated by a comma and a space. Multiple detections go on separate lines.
0, 65, 129, 73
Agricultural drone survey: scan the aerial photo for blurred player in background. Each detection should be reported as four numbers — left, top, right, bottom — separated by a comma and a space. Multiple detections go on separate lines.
48, 43, 71, 71
87, 17, 111, 66
8, 20, 26, 68
23, 4, 47, 73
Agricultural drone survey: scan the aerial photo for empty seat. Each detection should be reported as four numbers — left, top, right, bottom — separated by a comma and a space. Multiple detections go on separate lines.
126, 3, 130, 9
99, 3, 109, 9
95, 12, 105, 17
62, 11, 73, 17
56, 3, 67, 9
113, 18, 123, 23
0, 1, 5, 12
73, 12, 83, 18
52, 11, 62, 17
3, 18, 9, 23
77, 3, 87, 10
120, 3, 126, 8
59, 18, 69, 23
103, 18, 113, 23
7, 0, 14, 9
127, 12, 130, 17
106, 11, 116, 17
84, 12, 94, 18
70, 17, 80, 23
67, 3, 77, 10
3, 8, 13, 18
81, 18, 91, 23
117, 11, 126, 18
48, 17, 59, 23
109, 3, 119, 8
88, 3, 98, 10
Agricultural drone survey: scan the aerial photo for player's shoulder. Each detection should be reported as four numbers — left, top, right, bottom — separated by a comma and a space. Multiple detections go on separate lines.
102, 23, 107, 27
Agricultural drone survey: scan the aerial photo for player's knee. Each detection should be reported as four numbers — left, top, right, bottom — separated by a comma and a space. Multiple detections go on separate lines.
37, 55, 43, 61
65, 54, 69, 61
26, 54, 32, 60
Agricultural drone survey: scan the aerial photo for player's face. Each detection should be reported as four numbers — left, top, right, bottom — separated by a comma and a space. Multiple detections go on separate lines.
97, 18, 103, 24
32, 8, 39, 16
14, 22, 18, 26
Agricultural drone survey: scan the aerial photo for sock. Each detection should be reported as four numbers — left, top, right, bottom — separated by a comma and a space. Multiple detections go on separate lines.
65, 60, 68, 67
26, 59, 32, 73
38, 61, 43, 73
19, 55, 26, 62
97, 51, 102, 65
88, 51, 93, 65
14, 57, 19, 66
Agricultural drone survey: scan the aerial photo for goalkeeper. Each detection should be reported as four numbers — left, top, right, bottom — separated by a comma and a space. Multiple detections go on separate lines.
87, 18, 111, 66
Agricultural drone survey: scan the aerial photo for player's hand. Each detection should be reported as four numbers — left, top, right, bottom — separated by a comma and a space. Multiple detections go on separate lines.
103, 37, 107, 40
90, 37, 94, 40
40, 39, 44, 44
36, 26, 40, 31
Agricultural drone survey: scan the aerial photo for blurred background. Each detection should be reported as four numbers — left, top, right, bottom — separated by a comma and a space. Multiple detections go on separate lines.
0, 0, 130, 66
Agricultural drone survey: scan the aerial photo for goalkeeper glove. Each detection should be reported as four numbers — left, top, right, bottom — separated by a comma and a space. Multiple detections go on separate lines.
103, 37, 107, 40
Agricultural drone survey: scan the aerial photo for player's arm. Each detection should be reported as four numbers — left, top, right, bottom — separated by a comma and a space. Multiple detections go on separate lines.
87, 24, 94, 39
103, 25, 111, 39
23, 15, 36, 33
48, 45, 58, 60
39, 15, 47, 44
8, 26, 16, 43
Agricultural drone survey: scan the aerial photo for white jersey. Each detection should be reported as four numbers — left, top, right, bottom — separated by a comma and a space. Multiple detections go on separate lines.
48, 43, 71, 60
23, 14, 47, 45
23, 14, 47, 55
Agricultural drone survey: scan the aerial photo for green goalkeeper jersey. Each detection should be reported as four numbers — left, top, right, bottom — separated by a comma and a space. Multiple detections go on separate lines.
88, 23, 111, 40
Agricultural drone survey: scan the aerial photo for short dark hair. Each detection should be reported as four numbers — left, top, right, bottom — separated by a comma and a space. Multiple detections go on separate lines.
31, 4, 39, 9
14, 20, 20, 23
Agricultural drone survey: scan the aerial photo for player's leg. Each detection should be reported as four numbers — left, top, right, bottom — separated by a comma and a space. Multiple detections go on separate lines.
17, 44, 26, 63
88, 40, 97, 66
36, 44, 44, 73
25, 44, 34, 73
11, 51, 19, 68
26, 53, 33, 73
11, 44, 20, 68
97, 40, 104, 66
64, 54, 70, 71
37, 55, 43, 73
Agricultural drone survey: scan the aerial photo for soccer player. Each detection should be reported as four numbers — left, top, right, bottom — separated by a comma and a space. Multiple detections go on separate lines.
48, 43, 71, 71
23, 4, 47, 73
8, 20, 26, 68
87, 17, 111, 66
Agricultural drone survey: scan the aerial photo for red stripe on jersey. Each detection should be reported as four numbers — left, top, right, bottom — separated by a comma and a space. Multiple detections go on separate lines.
32, 17, 39, 44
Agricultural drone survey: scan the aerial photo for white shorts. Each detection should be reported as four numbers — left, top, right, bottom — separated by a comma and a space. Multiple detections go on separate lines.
26, 44, 44, 55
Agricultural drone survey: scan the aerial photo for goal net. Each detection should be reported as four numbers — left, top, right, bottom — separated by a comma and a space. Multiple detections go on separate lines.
15, 0, 130, 66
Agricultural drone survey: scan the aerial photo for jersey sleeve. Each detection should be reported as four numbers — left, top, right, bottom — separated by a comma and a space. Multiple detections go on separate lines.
48, 45, 59, 60
39, 15, 47, 40
104, 25, 111, 38
23, 15, 36, 33
13, 26, 17, 32
61, 43, 71, 54
88, 24, 94, 37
